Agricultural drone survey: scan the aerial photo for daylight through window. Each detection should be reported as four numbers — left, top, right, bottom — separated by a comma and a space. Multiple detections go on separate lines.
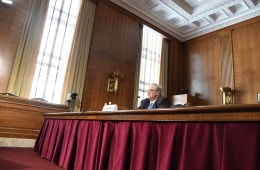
138, 25, 163, 105
30, 0, 81, 103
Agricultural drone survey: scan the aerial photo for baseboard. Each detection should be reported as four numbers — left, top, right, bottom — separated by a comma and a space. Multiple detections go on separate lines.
0, 137, 36, 148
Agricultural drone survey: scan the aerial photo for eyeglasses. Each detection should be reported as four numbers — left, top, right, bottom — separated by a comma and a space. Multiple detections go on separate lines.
147, 89, 158, 92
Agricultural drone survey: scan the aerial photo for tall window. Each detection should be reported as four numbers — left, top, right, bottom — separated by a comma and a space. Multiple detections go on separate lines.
138, 25, 163, 104
30, 0, 81, 103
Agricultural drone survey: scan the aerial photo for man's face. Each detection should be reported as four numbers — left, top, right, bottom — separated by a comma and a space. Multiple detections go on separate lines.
147, 84, 160, 101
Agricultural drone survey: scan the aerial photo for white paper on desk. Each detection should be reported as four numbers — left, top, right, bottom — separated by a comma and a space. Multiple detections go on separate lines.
102, 104, 118, 111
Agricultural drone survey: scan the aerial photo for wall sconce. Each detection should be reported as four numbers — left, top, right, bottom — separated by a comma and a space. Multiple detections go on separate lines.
220, 87, 234, 105
107, 71, 124, 94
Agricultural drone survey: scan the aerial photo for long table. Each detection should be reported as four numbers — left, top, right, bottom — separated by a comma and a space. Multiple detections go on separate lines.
34, 104, 260, 170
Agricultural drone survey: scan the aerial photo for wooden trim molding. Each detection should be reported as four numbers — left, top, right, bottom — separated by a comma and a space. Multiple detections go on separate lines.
0, 94, 68, 111
44, 104, 260, 122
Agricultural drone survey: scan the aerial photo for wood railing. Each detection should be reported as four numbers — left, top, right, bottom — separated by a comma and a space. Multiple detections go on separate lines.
0, 94, 69, 139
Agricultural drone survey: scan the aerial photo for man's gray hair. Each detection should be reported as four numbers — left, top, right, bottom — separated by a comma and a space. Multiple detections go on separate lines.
151, 83, 162, 94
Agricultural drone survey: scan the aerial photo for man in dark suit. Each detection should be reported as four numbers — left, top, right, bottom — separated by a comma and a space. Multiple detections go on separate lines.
138, 83, 170, 109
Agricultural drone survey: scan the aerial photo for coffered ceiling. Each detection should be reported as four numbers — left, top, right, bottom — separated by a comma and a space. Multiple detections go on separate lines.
110, 0, 260, 41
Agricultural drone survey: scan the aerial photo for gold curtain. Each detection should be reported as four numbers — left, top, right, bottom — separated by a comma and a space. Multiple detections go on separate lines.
133, 25, 143, 109
159, 38, 169, 96
7, 0, 50, 97
61, 0, 96, 111
220, 32, 234, 89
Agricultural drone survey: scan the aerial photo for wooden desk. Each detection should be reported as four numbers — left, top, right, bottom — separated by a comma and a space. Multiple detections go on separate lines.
35, 104, 260, 170
43, 104, 260, 121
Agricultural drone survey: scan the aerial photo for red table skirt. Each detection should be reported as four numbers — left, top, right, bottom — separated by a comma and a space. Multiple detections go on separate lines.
34, 119, 260, 170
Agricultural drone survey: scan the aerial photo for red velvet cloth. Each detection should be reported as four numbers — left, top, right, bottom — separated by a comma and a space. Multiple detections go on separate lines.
34, 119, 260, 170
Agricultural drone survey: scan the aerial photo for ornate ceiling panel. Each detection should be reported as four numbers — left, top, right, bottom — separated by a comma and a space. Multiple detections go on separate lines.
110, 0, 260, 41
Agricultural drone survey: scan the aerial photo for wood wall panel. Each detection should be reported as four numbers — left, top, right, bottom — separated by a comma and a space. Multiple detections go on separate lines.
183, 36, 221, 105
232, 20, 260, 104
0, 1, 30, 92
81, 3, 140, 111
167, 41, 183, 100
183, 17, 260, 105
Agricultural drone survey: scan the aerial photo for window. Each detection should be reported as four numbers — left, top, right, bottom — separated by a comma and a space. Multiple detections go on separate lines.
30, 0, 81, 103
137, 25, 163, 105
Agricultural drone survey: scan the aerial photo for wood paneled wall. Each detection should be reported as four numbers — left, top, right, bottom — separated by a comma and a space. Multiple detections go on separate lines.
232, 20, 260, 104
81, 3, 141, 111
167, 41, 183, 100
0, 1, 30, 92
183, 17, 260, 105
183, 36, 221, 105
1, 1, 259, 110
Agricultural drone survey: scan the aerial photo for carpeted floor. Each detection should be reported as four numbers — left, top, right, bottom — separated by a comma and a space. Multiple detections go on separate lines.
0, 147, 63, 170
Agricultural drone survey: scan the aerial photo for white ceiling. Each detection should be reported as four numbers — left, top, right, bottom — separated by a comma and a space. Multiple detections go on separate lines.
110, 0, 260, 41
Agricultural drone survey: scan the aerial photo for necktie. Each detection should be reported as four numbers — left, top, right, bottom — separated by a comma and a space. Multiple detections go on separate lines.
148, 102, 153, 109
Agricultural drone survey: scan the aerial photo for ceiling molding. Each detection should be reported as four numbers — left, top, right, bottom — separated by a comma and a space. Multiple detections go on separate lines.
110, 0, 260, 41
